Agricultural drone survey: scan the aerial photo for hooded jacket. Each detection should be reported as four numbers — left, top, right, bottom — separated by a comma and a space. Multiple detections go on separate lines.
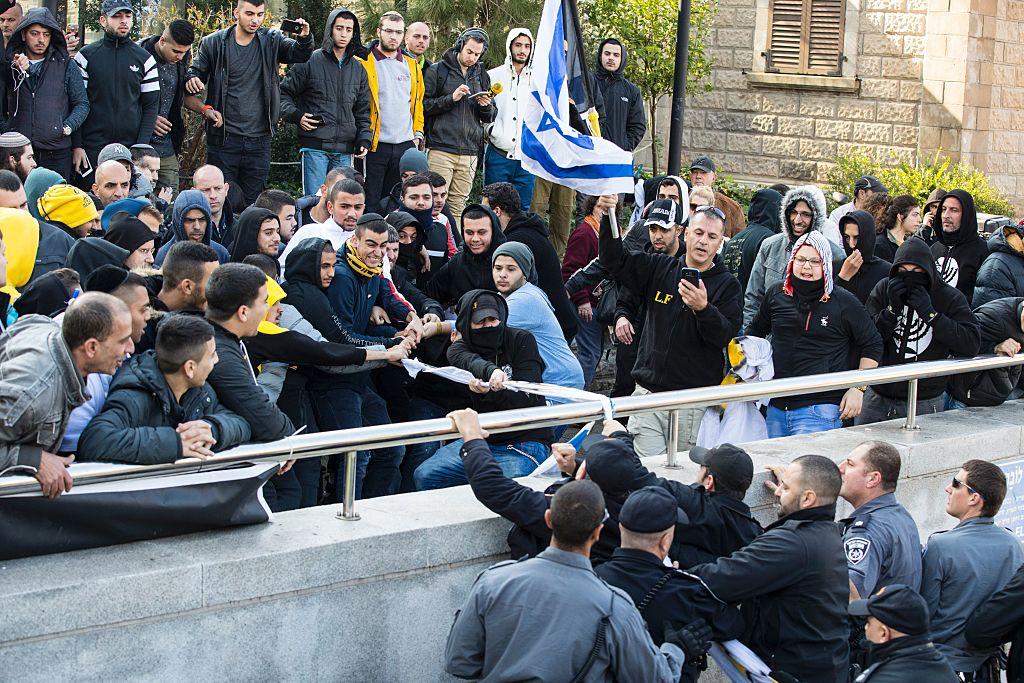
77, 350, 251, 464
743, 185, 846, 330
866, 238, 981, 400
748, 231, 883, 409
423, 43, 495, 155
504, 211, 579, 341
930, 190, 989, 303
486, 28, 534, 157
279, 9, 372, 155
593, 38, 646, 151
66, 236, 129, 282
0, 314, 87, 473
155, 189, 230, 265
187, 25, 314, 146
25, 167, 64, 221
426, 203, 506, 308
74, 29, 159, 153
5, 8, 89, 151
228, 206, 278, 263
599, 213, 743, 393
12, 270, 72, 317
0, 205, 73, 286
972, 226, 1024, 307
447, 289, 552, 446
835, 209, 892, 304
949, 297, 1024, 407
722, 188, 782, 292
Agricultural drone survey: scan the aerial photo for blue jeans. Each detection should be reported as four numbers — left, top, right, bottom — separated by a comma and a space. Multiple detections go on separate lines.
206, 133, 271, 206
574, 317, 604, 390
484, 144, 535, 212
292, 457, 322, 508
766, 404, 842, 438
301, 149, 352, 196
400, 397, 447, 493
310, 382, 405, 500
414, 439, 548, 491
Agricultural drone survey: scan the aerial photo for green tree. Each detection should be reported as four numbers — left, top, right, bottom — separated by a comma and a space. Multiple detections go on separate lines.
580, 0, 716, 175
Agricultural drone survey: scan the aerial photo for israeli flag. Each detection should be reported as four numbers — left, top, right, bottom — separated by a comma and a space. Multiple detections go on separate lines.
520, 0, 635, 195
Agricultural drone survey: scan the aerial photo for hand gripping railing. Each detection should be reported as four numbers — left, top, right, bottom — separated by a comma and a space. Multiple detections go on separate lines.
2, 354, 1023, 519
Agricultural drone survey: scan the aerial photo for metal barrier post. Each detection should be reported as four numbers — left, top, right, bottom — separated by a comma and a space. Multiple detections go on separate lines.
902, 379, 921, 431
337, 451, 361, 521
665, 409, 683, 469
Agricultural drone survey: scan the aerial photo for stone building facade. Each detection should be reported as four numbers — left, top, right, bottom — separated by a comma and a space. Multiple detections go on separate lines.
676, 0, 1024, 214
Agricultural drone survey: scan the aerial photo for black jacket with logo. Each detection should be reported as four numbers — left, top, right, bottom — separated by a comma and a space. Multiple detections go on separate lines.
423, 47, 495, 155
139, 34, 191, 154
599, 214, 742, 393
593, 39, 646, 151
930, 189, 989, 304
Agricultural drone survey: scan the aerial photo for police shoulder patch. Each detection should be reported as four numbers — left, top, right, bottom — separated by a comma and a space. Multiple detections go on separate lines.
845, 537, 871, 565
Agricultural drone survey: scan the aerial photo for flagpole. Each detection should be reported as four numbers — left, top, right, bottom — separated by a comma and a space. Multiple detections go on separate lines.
667, 0, 691, 176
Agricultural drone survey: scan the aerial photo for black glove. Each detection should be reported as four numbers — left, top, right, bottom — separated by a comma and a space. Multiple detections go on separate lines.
906, 285, 937, 320
886, 277, 908, 311
664, 618, 713, 662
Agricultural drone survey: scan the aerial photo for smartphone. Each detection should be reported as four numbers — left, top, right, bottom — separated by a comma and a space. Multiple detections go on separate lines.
280, 19, 302, 33
679, 267, 701, 288
309, 114, 326, 128
77, 157, 93, 178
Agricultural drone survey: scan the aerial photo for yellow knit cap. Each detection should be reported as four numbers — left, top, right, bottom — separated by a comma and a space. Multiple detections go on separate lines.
37, 184, 98, 229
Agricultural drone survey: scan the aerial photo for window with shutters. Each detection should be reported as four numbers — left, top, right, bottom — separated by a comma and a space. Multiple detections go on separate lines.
766, 0, 846, 76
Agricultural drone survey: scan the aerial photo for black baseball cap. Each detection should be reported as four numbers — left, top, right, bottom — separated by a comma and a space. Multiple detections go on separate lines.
690, 155, 716, 173
470, 292, 503, 324
689, 444, 754, 493
619, 486, 689, 533
644, 199, 683, 229
854, 175, 887, 193
848, 584, 930, 635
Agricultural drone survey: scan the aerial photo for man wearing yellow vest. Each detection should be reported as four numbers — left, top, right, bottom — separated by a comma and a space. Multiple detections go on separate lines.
357, 11, 424, 215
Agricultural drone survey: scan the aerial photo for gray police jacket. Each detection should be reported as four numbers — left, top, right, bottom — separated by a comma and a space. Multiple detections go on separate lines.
445, 546, 685, 682
0, 315, 87, 473
841, 492, 922, 598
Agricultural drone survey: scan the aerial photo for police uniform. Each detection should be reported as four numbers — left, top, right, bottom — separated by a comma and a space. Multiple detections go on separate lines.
841, 492, 922, 598
595, 487, 746, 683
445, 545, 686, 682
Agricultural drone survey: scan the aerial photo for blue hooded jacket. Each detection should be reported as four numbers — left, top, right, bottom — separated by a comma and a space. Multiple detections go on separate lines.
154, 190, 229, 265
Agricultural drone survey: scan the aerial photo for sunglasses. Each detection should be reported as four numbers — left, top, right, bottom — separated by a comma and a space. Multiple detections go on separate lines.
695, 204, 726, 221
951, 475, 981, 498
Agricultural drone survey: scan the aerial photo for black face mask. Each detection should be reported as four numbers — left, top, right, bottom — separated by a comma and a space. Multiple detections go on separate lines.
897, 270, 930, 290
405, 207, 435, 232
471, 325, 504, 355
398, 242, 419, 269
791, 276, 825, 311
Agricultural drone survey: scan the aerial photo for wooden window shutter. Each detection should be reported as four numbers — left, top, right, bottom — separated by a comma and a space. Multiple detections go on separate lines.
766, 0, 845, 75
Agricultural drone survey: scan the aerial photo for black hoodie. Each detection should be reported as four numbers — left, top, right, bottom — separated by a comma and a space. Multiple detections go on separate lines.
835, 209, 892, 304
12, 271, 73, 317
426, 203, 506, 309
446, 289, 552, 446
949, 297, 1024, 406
67, 237, 129, 282
229, 206, 279, 263
599, 214, 743, 393
866, 237, 981, 399
504, 212, 579, 341
279, 8, 372, 154
930, 190, 989, 303
593, 38, 646, 151
722, 188, 782, 292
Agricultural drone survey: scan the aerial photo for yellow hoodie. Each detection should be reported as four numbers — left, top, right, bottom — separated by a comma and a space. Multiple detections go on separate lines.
0, 209, 39, 301
257, 277, 288, 335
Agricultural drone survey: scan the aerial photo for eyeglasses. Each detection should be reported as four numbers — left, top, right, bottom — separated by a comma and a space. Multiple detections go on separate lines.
695, 205, 725, 221
952, 475, 982, 498
793, 256, 823, 266
379, 27, 403, 35
789, 209, 814, 220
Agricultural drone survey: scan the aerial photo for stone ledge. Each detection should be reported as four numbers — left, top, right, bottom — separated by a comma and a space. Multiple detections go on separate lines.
746, 71, 862, 93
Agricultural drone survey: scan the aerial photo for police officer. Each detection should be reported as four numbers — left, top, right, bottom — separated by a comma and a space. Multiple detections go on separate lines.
848, 584, 958, 682
596, 486, 744, 683
444, 479, 704, 681
602, 421, 763, 567
839, 441, 922, 599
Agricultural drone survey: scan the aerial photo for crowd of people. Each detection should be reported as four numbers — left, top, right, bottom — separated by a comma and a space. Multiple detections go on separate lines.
0, 0, 1023, 679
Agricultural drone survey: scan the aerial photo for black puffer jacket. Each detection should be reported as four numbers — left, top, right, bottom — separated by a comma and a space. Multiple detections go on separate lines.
504, 212, 578, 341
949, 297, 1024, 406
834, 209, 893, 304
866, 237, 981, 400
426, 203, 506, 309
279, 8, 371, 154
973, 227, 1024, 307
77, 350, 251, 464
423, 47, 495, 155
855, 635, 958, 682
722, 188, 782, 292
930, 189, 989, 304
593, 38, 646, 151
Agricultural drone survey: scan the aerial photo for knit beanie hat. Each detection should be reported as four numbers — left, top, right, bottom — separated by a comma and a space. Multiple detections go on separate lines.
104, 213, 155, 253
399, 148, 429, 175
0, 131, 30, 148
84, 264, 130, 293
38, 184, 98, 229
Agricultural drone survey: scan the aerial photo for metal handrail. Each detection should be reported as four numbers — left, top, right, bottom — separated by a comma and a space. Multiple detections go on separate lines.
2, 354, 1023, 506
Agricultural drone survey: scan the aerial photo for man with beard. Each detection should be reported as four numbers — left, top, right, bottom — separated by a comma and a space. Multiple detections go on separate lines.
137, 240, 220, 353
426, 204, 506, 309
155, 189, 230, 265
485, 28, 535, 211
930, 189, 989, 303
0, 132, 36, 182
593, 38, 646, 153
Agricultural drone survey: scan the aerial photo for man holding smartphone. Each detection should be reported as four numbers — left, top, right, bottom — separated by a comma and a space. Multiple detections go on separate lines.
599, 199, 743, 457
